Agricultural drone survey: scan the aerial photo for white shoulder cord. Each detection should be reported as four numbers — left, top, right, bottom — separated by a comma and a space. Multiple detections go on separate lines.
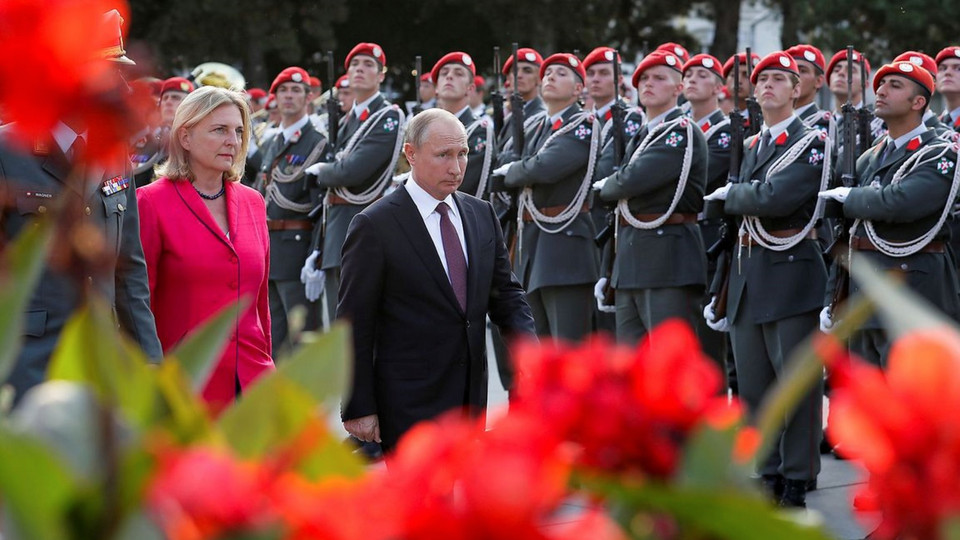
851, 143, 959, 257
739, 130, 831, 255
465, 117, 495, 199
501, 111, 549, 153
264, 138, 329, 213
324, 105, 406, 208
615, 117, 695, 230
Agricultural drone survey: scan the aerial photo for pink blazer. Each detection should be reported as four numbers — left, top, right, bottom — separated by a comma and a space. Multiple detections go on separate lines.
138, 177, 274, 412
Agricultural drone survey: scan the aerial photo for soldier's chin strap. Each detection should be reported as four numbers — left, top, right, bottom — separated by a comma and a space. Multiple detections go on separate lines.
853, 142, 959, 258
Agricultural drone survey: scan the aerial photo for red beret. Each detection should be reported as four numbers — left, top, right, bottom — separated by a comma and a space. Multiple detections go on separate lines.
826, 49, 871, 85
309, 76, 322, 89
474, 75, 486, 88
786, 44, 826, 73
265, 95, 276, 110
501, 48, 544, 76
582, 47, 621, 71
655, 42, 690, 64
682, 54, 724, 80
719, 85, 732, 100
539, 53, 586, 83
750, 51, 799, 85
160, 77, 194, 97
632, 50, 682, 88
874, 61, 935, 95
246, 87, 267, 103
420, 73, 433, 83
722, 52, 761, 79
430, 51, 477, 87
269, 66, 311, 95
935, 46, 960, 66
894, 51, 937, 77
345, 42, 386, 70
335, 75, 349, 89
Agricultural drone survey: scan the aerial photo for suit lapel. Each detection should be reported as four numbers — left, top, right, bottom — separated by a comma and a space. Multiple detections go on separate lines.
455, 193, 480, 310
391, 187, 464, 313
40, 143, 85, 196
173, 179, 236, 252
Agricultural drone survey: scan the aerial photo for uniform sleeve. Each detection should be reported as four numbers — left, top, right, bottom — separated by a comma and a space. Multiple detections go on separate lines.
118, 183, 163, 361
338, 213, 385, 421
601, 125, 690, 201
315, 109, 401, 189
725, 138, 826, 217
504, 125, 591, 188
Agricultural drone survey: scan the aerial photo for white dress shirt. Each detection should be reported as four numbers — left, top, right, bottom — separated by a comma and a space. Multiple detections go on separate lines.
405, 177, 469, 281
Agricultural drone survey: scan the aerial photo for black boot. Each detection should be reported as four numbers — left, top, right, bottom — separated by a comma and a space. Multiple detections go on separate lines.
760, 474, 784, 501
780, 479, 808, 508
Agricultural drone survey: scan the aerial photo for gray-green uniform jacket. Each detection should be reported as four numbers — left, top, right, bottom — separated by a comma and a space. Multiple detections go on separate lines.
504, 104, 599, 292
457, 107, 494, 198
599, 108, 708, 290
720, 116, 828, 324
312, 94, 403, 271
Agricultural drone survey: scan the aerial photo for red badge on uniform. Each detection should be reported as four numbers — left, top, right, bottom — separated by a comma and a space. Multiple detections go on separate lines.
701, 121, 711, 133
954, 116, 960, 129
906, 136, 922, 151
603, 110, 612, 121
359, 109, 369, 122
775, 131, 788, 145
552, 118, 563, 131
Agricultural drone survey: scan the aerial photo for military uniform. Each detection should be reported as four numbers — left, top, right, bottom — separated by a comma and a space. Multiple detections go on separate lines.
496, 97, 547, 161
720, 113, 827, 487
504, 103, 599, 341
600, 108, 708, 341
256, 114, 328, 354
456, 107, 495, 199
129, 128, 164, 187
312, 93, 404, 323
836, 128, 960, 365
0, 126, 162, 402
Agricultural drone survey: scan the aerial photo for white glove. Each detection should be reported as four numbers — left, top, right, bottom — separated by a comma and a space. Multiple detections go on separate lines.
492, 162, 516, 177
592, 178, 608, 191
703, 296, 730, 333
594, 278, 616, 313
300, 250, 325, 302
819, 306, 835, 333
818, 187, 851, 203
703, 183, 732, 201
305, 162, 325, 176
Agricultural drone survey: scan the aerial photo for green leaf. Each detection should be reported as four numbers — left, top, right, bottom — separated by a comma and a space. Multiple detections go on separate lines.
47, 298, 158, 430
217, 376, 316, 458
0, 217, 53, 382
676, 421, 755, 493
586, 477, 832, 540
152, 361, 216, 444
275, 322, 351, 406
167, 298, 249, 393
0, 425, 77, 540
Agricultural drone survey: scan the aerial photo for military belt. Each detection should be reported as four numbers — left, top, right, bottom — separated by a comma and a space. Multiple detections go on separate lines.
267, 219, 313, 231
850, 235, 945, 253
521, 202, 590, 222
618, 212, 698, 226
738, 228, 817, 247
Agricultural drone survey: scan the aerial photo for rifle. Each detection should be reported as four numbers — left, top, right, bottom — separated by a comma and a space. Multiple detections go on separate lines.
593, 50, 626, 304
492, 46, 505, 135
498, 43, 526, 256
324, 50, 339, 159
708, 55, 747, 318
413, 55, 423, 116
745, 48, 762, 137
856, 57, 873, 155
828, 46, 860, 311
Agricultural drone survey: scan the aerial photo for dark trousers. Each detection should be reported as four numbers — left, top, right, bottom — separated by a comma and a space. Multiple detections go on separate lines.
527, 285, 593, 343
615, 285, 702, 344
730, 309, 822, 481
850, 328, 891, 369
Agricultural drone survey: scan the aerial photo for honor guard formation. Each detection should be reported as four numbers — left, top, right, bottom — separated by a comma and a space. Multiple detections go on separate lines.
5, 31, 960, 507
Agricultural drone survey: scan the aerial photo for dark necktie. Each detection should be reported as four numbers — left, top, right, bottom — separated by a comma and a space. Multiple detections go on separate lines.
879, 139, 895, 167
757, 129, 774, 164
435, 202, 467, 311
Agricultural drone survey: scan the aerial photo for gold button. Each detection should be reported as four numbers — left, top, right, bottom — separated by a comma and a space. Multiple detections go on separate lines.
37, 205, 47, 214
84, 206, 92, 216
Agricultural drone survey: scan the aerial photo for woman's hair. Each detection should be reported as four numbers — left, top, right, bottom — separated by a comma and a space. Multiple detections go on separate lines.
157, 86, 251, 182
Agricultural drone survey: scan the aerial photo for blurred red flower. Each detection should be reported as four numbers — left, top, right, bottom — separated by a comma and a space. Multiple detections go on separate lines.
512, 320, 735, 478
0, 0, 138, 164
828, 328, 960, 539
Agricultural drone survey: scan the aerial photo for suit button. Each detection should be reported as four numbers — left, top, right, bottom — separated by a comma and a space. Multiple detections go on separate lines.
295, 234, 302, 241
229, 255, 238, 263
788, 255, 795, 262
901, 263, 909, 271
84, 206, 92, 216
565, 230, 573, 236
657, 229, 664, 236
229, 281, 238, 289
37, 205, 47, 214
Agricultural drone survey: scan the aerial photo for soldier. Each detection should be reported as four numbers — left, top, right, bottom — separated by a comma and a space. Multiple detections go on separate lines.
826, 49, 886, 145
596, 50, 708, 343
704, 51, 830, 507
131, 76, 195, 188
0, 9, 162, 404
334, 75, 355, 114
497, 53, 599, 342
820, 61, 960, 365
247, 88, 268, 114
469, 75, 488, 120
936, 46, 960, 134
307, 43, 405, 325
497, 47, 547, 159
582, 46, 644, 333
894, 51, 950, 136
786, 45, 831, 133
723, 52, 761, 130
681, 53, 732, 368
430, 52, 494, 199
254, 66, 329, 355
419, 72, 437, 110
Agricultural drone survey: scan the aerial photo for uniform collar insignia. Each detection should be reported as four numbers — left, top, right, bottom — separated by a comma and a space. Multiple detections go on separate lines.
906, 135, 922, 152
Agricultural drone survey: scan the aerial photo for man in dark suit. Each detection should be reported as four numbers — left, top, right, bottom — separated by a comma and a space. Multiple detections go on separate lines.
338, 109, 535, 453
704, 51, 828, 508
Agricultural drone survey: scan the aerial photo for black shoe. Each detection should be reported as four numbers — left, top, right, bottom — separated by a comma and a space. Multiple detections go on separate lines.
805, 478, 817, 492
760, 474, 784, 501
819, 437, 833, 454
780, 479, 808, 508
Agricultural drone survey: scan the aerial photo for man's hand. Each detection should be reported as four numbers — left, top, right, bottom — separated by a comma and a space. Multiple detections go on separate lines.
592, 177, 608, 191
300, 250, 325, 302
492, 162, 516, 177
703, 296, 730, 333
343, 414, 381, 443
818, 187, 851, 203
703, 183, 732, 201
